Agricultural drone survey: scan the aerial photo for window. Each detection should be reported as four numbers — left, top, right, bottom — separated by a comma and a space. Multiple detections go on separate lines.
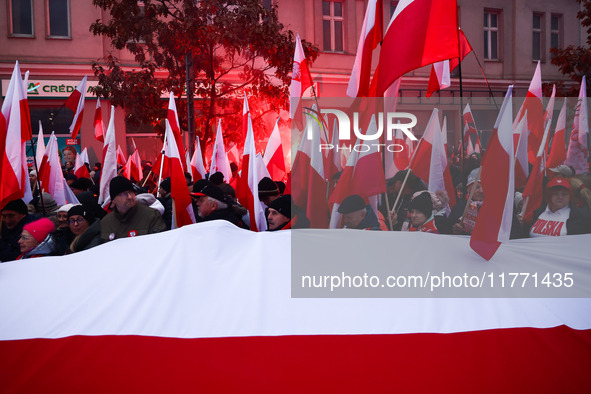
484, 10, 500, 60
48, 0, 70, 38
532, 13, 544, 61
550, 14, 562, 58
10, 0, 34, 36
322, 1, 344, 52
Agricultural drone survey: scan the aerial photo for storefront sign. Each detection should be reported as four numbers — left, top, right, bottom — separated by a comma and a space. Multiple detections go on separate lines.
2, 80, 100, 99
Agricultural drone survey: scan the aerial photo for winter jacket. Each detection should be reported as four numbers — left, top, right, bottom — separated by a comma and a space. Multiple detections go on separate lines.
70, 220, 102, 253
17, 234, 62, 259
0, 214, 37, 262
100, 203, 166, 242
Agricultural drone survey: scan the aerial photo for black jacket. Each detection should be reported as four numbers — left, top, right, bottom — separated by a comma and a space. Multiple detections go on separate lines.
0, 214, 37, 262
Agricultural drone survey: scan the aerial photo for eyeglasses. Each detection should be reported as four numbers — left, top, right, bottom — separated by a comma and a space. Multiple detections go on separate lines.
19, 235, 33, 241
69, 218, 86, 225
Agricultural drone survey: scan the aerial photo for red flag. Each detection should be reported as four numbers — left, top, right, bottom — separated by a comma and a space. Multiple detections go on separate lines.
74, 150, 90, 179
426, 30, 473, 97
163, 93, 196, 229
376, 0, 459, 96
346, 0, 383, 97
547, 99, 567, 169
470, 86, 515, 261
166, 94, 186, 171
35, 121, 46, 166
290, 33, 314, 125
116, 145, 127, 167
94, 98, 105, 143
514, 62, 544, 164
463, 103, 478, 141
566, 76, 589, 174
38, 133, 70, 205
64, 76, 87, 139
123, 150, 142, 183
237, 113, 267, 232
521, 121, 552, 223
98, 106, 118, 206
190, 137, 206, 183
263, 119, 287, 182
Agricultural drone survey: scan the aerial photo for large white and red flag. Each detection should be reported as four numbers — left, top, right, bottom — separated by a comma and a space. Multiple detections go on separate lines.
513, 62, 544, 164
163, 93, 196, 229
375, 0, 459, 96
35, 120, 46, 166
521, 120, 552, 223
37, 132, 70, 206
210, 119, 233, 183
73, 149, 90, 179
566, 76, 589, 174
426, 30, 473, 97
63, 76, 87, 139
94, 97, 105, 143
116, 145, 127, 167
547, 98, 567, 169
289, 33, 314, 123
263, 118, 286, 181
513, 112, 529, 189
328, 115, 386, 228
237, 113, 267, 232
98, 106, 118, 206
0, 61, 33, 210
165, 93, 186, 171
190, 137, 206, 183
470, 86, 515, 261
346, 0, 383, 97
123, 150, 142, 183
1, 221, 590, 392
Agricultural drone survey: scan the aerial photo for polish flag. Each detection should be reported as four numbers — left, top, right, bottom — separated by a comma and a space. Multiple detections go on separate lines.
426, 30, 473, 97
0, 61, 32, 210
80, 148, 89, 166
94, 98, 105, 143
63, 76, 87, 139
466, 137, 475, 156
209, 119, 232, 183
410, 109, 455, 209
190, 137, 206, 183
376, 0, 459, 96
513, 62, 544, 164
37, 133, 69, 206
346, 0, 383, 97
1, 222, 590, 393
291, 107, 329, 228
242, 92, 250, 141
263, 119, 286, 181
116, 145, 127, 167
123, 150, 142, 183
227, 144, 241, 170
547, 98, 567, 169
384, 126, 410, 179
290, 33, 314, 122
463, 103, 478, 141
513, 112, 529, 190
73, 150, 90, 179
35, 120, 46, 166
440, 117, 456, 208
166, 93, 186, 171
521, 121, 552, 223
470, 86, 515, 261
163, 93, 196, 229
328, 115, 386, 228
98, 106, 118, 206
237, 113, 267, 232
566, 76, 589, 174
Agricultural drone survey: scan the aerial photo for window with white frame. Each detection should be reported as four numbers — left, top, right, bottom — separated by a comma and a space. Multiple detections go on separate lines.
484, 10, 500, 60
10, 0, 34, 36
532, 12, 544, 61
550, 14, 562, 58
48, 0, 70, 38
322, 1, 344, 52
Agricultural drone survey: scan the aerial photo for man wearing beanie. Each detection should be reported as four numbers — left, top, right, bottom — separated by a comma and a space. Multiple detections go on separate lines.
337, 194, 381, 231
1, 199, 36, 262
266, 195, 292, 231
258, 177, 280, 207
407, 191, 440, 233
100, 176, 166, 242
17, 218, 60, 259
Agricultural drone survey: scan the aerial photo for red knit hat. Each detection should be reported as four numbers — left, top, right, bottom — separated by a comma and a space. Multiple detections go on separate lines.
23, 218, 55, 243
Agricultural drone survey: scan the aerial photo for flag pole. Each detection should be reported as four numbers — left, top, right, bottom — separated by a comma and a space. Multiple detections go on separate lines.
389, 137, 424, 216
456, 24, 465, 177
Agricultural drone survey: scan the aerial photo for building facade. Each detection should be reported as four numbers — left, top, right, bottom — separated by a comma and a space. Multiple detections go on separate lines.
0, 0, 586, 164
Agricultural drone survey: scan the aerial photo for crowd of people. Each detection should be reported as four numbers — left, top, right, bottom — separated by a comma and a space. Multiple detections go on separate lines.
1, 147, 591, 262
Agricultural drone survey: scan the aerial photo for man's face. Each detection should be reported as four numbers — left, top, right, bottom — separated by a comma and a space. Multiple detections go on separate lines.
112, 190, 137, 214
409, 209, 428, 228
267, 208, 289, 230
342, 209, 366, 229
468, 182, 485, 202
196, 196, 216, 218
1, 210, 26, 230
549, 188, 570, 212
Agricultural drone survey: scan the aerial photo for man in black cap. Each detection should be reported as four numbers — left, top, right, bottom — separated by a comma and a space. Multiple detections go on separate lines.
406, 191, 441, 233
267, 195, 292, 231
258, 177, 281, 207
100, 176, 166, 242
338, 194, 381, 230
382, 169, 427, 231
191, 181, 247, 228
0, 199, 36, 262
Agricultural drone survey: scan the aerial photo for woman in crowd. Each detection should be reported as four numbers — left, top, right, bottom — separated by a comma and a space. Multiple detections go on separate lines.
68, 205, 102, 253
17, 218, 59, 259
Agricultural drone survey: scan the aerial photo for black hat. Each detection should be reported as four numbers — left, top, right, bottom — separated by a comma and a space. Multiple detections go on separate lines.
209, 172, 224, 185
160, 177, 171, 193
2, 199, 28, 215
70, 177, 93, 191
409, 191, 433, 218
67, 204, 95, 224
276, 181, 286, 195
337, 194, 366, 214
268, 195, 291, 219
64, 173, 78, 182
191, 184, 225, 202
258, 177, 279, 196
109, 176, 135, 201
